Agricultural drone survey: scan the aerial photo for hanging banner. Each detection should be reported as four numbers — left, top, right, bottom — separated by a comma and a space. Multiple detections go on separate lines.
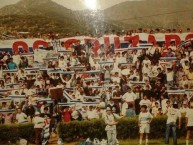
0, 33, 193, 55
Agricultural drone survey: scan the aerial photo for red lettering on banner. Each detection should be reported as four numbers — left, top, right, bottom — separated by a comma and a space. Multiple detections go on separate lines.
165, 35, 181, 47
148, 35, 157, 45
5, 33, 193, 55
185, 34, 193, 40
104, 37, 110, 49
64, 39, 78, 49
114, 37, 120, 49
33, 40, 48, 50
12, 41, 29, 54
124, 35, 139, 47
93, 40, 100, 56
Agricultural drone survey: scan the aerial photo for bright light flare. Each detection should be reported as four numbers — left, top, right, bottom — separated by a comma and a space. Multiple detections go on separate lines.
84, 0, 97, 10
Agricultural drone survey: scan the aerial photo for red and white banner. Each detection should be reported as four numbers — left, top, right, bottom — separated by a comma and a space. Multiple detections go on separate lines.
0, 33, 193, 55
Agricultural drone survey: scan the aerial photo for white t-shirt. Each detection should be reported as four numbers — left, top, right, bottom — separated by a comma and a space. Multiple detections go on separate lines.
115, 56, 122, 64
120, 56, 127, 63
58, 60, 67, 68
16, 112, 27, 123
112, 77, 120, 83
180, 107, 189, 114
166, 108, 181, 124
93, 63, 100, 70
104, 113, 119, 131
33, 116, 45, 128
12, 55, 20, 65
139, 99, 152, 108
26, 88, 36, 96
142, 59, 151, 66
142, 66, 151, 75
151, 101, 160, 108
152, 107, 159, 116
34, 80, 44, 88
161, 99, 168, 113
169, 45, 177, 51
138, 112, 153, 124
122, 92, 137, 102
166, 71, 174, 81
186, 109, 193, 126
71, 110, 79, 120
121, 102, 128, 116
132, 54, 138, 63
87, 110, 99, 119
148, 47, 156, 55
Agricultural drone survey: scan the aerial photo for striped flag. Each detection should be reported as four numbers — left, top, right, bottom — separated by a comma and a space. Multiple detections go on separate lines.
0, 109, 15, 113
3, 69, 18, 73
167, 90, 185, 95
58, 102, 75, 106
160, 57, 177, 61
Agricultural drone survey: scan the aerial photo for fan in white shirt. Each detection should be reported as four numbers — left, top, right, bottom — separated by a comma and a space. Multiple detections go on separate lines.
58, 56, 67, 69
111, 72, 121, 84
115, 53, 123, 64
168, 42, 177, 51
12, 54, 21, 65
142, 64, 151, 75
183, 61, 190, 75
34, 49, 46, 63
151, 98, 160, 109
129, 71, 137, 81
106, 55, 114, 63
139, 96, 152, 110
122, 88, 137, 103
119, 54, 127, 64
161, 96, 168, 113
151, 102, 160, 116
151, 64, 159, 75
166, 103, 181, 124
16, 108, 28, 124
26, 88, 36, 96
34, 77, 44, 88
91, 60, 100, 70
179, 103, 189, 116
179, 75, 189, 89
142, 73, 150, 82
164, 103, 181, 145
185, 100, 193, 145
180, 54, 189, 67
70, 55, 79, 66
148, 46, 156, 56
138, 105, 153, 145
61, 75, 72, 88
142, 57, 151, 66
86, 106, 99, 120
132, 50, 139, 64
166, 68, 174, 82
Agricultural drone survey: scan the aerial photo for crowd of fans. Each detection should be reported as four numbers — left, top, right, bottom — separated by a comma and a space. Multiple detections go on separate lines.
1, 27, 192, 40
0, 30, 193, 144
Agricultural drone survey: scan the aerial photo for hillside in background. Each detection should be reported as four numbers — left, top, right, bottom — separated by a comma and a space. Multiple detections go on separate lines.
0, 0, 193, 36
0, 0, 121, 36
104, 0, 193, 29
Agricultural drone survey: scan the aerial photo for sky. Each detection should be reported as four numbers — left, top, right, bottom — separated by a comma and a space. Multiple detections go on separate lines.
0, 0, 141, 10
